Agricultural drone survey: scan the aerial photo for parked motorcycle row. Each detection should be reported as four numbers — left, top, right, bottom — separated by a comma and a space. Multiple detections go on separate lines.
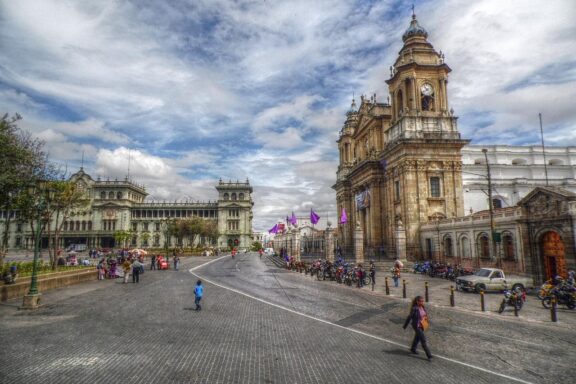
412, 261, 475, 280
287, 259, 372, 288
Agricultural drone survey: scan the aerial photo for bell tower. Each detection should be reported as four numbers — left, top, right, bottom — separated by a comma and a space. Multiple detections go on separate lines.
381, 12, 469, 259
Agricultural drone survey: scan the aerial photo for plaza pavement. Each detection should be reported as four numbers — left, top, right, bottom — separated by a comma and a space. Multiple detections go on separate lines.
0, 254, 573, 383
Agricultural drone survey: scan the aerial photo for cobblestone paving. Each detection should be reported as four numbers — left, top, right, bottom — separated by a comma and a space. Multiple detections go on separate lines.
0, 255, 571, 384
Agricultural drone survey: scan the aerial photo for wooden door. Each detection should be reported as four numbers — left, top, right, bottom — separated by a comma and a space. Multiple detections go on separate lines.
541, 231, 566, 280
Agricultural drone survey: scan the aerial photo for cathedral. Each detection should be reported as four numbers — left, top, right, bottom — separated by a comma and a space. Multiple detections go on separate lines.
334, 13, 468, 260
333, 13, 576, 282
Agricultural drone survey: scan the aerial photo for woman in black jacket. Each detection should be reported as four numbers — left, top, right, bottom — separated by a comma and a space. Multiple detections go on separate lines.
403, 295, 433, 360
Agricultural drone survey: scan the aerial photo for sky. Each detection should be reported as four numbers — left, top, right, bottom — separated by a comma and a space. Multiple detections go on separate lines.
1, 0, 575, 232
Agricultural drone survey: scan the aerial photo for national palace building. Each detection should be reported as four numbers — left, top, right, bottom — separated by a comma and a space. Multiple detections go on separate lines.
0, 168, 254, 251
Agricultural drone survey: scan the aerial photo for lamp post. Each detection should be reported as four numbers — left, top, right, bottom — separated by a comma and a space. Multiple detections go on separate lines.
22, 183, 52, 309
482, 149, 500, 268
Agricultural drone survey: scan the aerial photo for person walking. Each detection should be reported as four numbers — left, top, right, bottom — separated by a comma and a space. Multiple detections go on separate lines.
194, 280, 204, 311
369, 261, 376, 288
122, 259, 131, 284
173, 255, 180, 271
403, 296, 432, 360
132, 259, 143, 283
150, 254, 157, 270
392, 265, 401, 288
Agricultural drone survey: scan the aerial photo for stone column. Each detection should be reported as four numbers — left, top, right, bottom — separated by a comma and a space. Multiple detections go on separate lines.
292, 229, 301, 261
325, 226, 334, 262
396, 219, 407, 264
354, 221, 364, 264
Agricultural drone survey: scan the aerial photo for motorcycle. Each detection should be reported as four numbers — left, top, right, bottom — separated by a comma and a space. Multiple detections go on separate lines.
541, 286, 576, 310
498, 287, 525, 313
537, 280, 554, 300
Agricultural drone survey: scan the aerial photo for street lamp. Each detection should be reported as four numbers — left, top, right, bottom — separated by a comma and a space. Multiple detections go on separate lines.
22, 182, 54, 309
482, 149, 500, 269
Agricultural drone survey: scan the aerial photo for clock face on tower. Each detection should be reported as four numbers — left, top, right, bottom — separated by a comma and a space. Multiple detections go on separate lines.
421, 83, 433, 96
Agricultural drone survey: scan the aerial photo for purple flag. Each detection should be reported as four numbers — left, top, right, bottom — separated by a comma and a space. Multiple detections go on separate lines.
310, 209, 320, 225
268, 224, 278, 234
290, 212, 297, 226
339, 207, 348, 224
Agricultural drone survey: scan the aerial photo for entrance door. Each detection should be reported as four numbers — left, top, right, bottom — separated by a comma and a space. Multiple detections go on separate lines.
541, 231, 566, 280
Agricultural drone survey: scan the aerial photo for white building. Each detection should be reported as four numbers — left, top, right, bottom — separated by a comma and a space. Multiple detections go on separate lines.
462, 145, 576, 213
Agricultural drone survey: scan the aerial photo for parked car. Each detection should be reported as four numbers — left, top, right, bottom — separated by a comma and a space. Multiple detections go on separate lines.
456, 268, 534, 293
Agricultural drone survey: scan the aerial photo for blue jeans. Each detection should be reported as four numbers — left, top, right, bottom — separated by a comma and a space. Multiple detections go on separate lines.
195, 296, 202, 310
410, 327, 432, 358
393, 277, 399, 287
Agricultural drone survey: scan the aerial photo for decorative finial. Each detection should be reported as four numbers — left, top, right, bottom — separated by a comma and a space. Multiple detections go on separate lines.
411, 4, 415, 18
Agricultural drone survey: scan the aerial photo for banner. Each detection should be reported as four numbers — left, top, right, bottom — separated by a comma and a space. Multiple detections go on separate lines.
355, 189, 370, 210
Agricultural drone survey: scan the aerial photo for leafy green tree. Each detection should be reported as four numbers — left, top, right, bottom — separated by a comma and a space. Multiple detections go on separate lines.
114, 230, 132, 248
251, 241, 263, 251
202, 219, 219, 246
0, 114, 48, 269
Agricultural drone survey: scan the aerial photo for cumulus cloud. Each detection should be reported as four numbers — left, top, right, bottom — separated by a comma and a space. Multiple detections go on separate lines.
1, 0, 574, 231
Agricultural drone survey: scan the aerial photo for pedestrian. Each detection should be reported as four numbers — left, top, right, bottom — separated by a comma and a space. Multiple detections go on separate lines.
393, 265, 401, 288
174, 255, 180, 271
151, 254, 157, 270
403, 296, 432, 360
194, 280, 204, 311
122, 258, 131, 284
132, 259, 143, 283
369, 260, 376, 286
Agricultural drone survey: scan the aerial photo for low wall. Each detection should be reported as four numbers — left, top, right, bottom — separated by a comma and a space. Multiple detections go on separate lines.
1, 268, 98, 302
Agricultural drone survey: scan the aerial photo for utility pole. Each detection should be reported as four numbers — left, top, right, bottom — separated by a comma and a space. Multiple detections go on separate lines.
482, 149, 499, 268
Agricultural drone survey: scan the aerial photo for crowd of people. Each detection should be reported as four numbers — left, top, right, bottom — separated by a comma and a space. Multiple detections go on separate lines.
96, 250, 182, 283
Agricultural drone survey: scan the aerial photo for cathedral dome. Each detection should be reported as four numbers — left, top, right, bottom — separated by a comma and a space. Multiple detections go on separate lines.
402, 14, 428, 42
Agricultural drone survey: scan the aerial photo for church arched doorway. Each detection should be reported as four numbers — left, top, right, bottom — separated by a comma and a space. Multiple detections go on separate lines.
540, 231, 566, 280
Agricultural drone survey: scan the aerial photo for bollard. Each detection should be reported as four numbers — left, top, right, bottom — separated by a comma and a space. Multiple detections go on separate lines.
425, 282, 429, 302
480, 290, 485, 312
551, 297, 557, 322
402, 279, 407, 299
385, 277, 390, 295
450, 286, 455, 307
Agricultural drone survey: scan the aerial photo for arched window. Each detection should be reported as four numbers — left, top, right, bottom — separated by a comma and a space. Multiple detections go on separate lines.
231, 193, 237, 201
492, 198, 503, 209
549, 159, 563, 165
82, 221, 86, 231
88, 221, 92, 230
100, 191, 106, 199
502, 232, 515, 261
76, 221, 81, 231
108, 191, 115, 199
421, 95, 434, 111
474, 158, 485, 165
239, 193, 245, 200
430, 177, 441, 197
396, 90, 403, 117
443, 235, 453, 258
117, 192, 123, 199
223, 193, 229, 201
460, 236, 471, 258
478, 233, 490, 259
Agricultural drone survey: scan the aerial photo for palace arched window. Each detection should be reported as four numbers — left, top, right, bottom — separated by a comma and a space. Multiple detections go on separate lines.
108, 191, 115, 199
443, 235, 453, 258
430, 177, 441, 197
478, 233, 490, 259
502, 232, 515, 261
231, 193, 237, 201
492, 198, 503, 209
460, 236, 471, 258
100, 191, 106, 199
239, 193, 244, 200
117, 192, 123, 199
223, 193, 229, 201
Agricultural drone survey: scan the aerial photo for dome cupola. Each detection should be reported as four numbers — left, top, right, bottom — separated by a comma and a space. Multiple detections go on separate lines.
402, 14, 428, 42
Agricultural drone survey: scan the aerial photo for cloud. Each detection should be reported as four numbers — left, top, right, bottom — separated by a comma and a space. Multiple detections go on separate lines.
1, 0, 575, 231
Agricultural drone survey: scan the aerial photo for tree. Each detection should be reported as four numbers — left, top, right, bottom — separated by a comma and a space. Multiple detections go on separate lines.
44, 180, 90, 269
202, 219, 219, 246
0, 114, 48, 269
114, 230, 132, 249
251, 241, 263, 251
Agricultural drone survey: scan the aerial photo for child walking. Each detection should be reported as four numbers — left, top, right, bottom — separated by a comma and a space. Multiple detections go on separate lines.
194, 280, 204, 311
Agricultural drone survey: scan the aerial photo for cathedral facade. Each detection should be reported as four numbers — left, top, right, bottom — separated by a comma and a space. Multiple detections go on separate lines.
334, 14, 468, 260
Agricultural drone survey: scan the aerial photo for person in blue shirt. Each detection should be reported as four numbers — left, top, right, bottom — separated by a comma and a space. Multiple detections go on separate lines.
194, 280, 204, 311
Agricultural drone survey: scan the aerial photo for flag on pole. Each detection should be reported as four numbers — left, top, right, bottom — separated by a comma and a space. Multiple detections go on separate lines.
268, 224, 279, 234
339, 207, 348, 224
310, 209, 320, 225
290, 212, 297, 226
